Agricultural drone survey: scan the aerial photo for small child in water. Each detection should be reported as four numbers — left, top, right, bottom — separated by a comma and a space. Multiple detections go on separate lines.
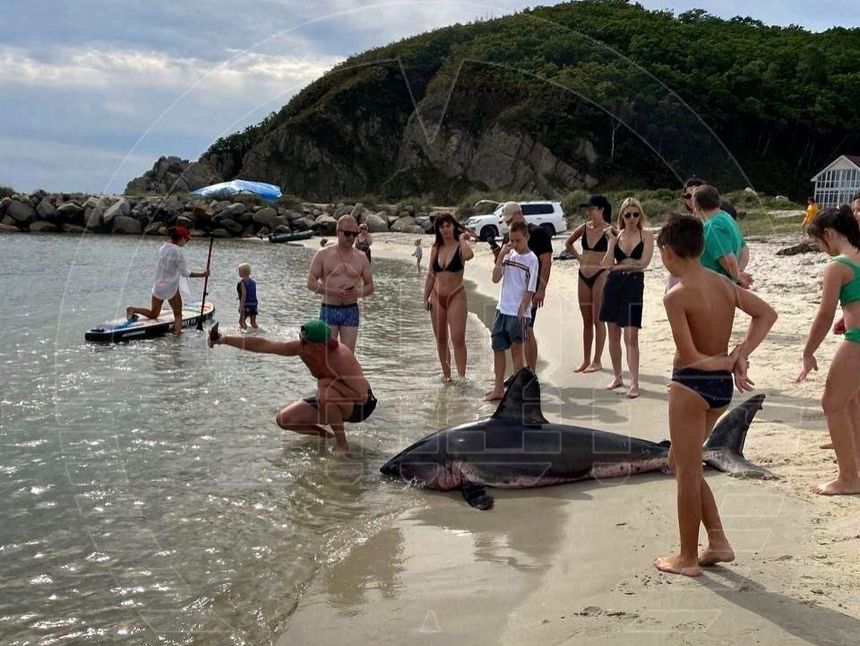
237, 263, 258, 330
655, 214, 776, 577
412, 238, 423, 273
796, 207, 860, 496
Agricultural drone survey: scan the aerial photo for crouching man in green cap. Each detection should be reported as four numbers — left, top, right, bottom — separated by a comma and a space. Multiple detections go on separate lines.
208, 319, 376, 456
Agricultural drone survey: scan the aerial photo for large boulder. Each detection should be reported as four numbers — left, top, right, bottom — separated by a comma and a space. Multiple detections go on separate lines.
62, 224, 86, 234
253, 206, 279, 230
0, 223, 19, 233
112, 215, 142, 235
364, 212, 389, 233
36, 198, 58, 222
390, 216, 419, 232
7, 199, 35, 224
314, 214, 337, 235
85, 207, 105, 231
144, 221, 163, 236
290, 217, 316, 231
273, 224, 291, 234
103, 198, 131, 226
29, 220, 59, 233
56, 201, 84, 224
0, 196, 11, 216
219, 218, 244, 235
210, 228, 232, 238
225, 202, 247, 218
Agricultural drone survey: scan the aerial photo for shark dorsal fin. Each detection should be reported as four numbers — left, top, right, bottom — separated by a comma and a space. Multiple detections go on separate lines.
492, 368, 548, 426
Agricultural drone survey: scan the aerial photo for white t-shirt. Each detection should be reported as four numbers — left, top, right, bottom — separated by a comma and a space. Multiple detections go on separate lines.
497, 249, 539, 317
152, 242, 191, 300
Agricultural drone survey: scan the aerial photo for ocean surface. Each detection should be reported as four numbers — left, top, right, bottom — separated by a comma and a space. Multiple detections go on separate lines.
0, 234, 496, 645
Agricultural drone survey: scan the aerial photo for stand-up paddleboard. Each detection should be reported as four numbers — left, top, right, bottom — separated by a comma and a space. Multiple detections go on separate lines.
85, 302, 215, 342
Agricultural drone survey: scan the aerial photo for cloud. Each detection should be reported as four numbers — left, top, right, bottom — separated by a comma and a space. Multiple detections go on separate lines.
1, 0, 854, 193
0, 46, 339, 92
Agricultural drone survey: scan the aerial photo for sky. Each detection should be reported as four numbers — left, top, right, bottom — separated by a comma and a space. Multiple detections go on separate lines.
1, 1, 858, 194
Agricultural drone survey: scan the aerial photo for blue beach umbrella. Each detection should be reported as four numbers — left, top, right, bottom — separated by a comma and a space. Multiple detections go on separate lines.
191, 179, 282, 200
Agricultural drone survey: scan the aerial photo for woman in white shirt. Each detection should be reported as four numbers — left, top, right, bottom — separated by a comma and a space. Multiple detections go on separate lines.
125, 226, 209, 335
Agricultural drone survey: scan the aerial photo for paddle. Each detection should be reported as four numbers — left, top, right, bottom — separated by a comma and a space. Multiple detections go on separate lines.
196, 236, 214, 331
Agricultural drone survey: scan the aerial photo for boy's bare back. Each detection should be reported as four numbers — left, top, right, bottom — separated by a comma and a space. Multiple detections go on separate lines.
667, 269, 737, 364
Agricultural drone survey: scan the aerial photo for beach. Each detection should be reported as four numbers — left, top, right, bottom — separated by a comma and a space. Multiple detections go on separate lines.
279, 232, 860, 644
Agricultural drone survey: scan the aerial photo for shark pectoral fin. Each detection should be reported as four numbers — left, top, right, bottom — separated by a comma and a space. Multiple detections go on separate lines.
705, 449, 777, 480
462, 483, 494, 510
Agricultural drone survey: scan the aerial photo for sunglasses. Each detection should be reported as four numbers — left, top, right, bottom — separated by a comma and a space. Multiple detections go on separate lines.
623, 212, 641, 219
339, 230, 359, 238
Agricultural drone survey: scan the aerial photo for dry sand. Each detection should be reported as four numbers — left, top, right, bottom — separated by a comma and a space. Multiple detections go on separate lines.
278, 232, 859, 645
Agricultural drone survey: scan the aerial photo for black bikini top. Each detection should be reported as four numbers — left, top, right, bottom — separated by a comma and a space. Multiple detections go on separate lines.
614, 231, 644, 261
581, 226, 609, 253
432, 246, 465, 273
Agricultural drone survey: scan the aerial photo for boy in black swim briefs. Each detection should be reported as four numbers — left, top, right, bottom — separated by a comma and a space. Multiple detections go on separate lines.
654, 214, 777, 577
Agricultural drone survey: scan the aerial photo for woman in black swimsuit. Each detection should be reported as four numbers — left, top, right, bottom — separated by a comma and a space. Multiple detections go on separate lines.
355, 224, 372, 262
424, 214, 474, 382
564, 195, 613, 372
600, 197, 654, 398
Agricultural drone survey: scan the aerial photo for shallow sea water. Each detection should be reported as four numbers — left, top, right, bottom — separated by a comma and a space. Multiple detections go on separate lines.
0, 234, 496, 645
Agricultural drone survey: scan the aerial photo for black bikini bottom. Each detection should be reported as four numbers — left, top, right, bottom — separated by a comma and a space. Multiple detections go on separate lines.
578, 269, 607, 289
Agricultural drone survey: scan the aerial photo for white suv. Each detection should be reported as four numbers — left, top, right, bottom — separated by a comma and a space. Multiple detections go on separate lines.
465, 201, 567, 240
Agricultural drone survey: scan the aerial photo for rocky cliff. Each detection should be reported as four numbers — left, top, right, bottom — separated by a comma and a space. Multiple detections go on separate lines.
126, 1, 860, 201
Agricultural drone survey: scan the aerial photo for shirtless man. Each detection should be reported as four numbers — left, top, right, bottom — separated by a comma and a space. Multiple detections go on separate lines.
307, 215, 374, 351
208, 320, 376, 456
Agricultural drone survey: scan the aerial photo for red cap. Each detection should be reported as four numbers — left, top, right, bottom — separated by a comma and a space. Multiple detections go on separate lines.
175, 226, 191, 239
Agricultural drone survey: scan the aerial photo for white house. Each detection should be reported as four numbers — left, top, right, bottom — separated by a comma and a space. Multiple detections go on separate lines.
811, 155, 860, 207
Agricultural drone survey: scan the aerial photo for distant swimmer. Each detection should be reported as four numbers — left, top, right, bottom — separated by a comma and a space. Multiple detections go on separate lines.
125, 226, 209, 335
208, 319, 376, 456
797, 207, 860, 496
655, 214, 776, 577
307, 215, 374, 352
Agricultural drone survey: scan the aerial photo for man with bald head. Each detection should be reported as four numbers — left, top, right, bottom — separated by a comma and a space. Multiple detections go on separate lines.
307, 215, 374, 351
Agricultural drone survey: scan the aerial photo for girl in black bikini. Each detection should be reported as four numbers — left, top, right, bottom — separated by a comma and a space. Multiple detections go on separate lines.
424, 214, 474, 382
600, 197, 655, 398
564, 195, 613, 373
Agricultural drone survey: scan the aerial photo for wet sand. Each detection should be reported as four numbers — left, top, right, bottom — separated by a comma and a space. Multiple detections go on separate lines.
279, 233, 860, 644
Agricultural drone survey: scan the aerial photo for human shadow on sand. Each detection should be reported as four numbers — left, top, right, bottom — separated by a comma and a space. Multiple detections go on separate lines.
699, 566, 860, 646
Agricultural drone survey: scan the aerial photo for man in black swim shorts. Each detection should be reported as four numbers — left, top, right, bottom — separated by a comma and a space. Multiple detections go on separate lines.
209, 319, 376, 456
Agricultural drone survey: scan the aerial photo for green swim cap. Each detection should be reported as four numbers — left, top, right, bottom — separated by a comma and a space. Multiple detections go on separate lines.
300, 319, 331, 344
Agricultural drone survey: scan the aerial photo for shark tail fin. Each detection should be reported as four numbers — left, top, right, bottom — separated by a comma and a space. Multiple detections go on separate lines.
703, 394, 775, 479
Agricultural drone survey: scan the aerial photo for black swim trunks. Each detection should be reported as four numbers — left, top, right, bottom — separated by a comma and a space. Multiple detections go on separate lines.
671, 368, 733, 410
303, 389, 377, 423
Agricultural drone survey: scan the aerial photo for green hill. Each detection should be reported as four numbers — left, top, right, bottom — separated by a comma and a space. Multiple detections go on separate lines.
194, 0, 860, 202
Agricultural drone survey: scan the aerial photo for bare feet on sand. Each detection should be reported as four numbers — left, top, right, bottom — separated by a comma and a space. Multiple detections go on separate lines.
626, 385, 640, 399
606, 376, 624, 390
812, 477, 860, 495
484, 389, 504, 401
574, 361, 590, 373
583, 362, 602, 373
654, 554, 702, 577
698, 545, 735, 567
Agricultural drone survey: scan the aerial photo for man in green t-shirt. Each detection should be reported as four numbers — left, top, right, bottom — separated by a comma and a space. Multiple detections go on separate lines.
691, 185, 752, 288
